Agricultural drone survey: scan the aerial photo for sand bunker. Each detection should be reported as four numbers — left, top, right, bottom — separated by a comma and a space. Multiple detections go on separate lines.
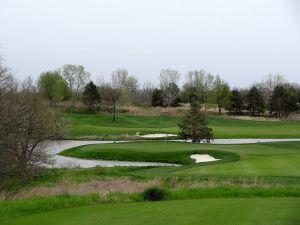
190, 154, 220, 163
139, 133, 177, 138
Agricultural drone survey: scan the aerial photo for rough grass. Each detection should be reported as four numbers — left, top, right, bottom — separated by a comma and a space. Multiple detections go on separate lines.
60, 141, 300, 177
1, 197, 300, 225
64, 113, 300, 139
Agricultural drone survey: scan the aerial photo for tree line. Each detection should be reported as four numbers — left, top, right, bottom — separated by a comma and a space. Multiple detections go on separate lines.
37, 65, 300, 119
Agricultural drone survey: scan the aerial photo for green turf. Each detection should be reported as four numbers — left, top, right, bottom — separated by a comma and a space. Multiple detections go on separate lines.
60, 141, 300, 177
64, 113, 300, 139
2, 198, 299, 225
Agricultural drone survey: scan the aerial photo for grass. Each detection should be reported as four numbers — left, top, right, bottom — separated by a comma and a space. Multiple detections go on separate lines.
2, 113, 300, 223
1, 187, 300, 219
64, 113, 300, 139
60, 141, 300, 177
2, 198, 299, 225
60, 144, 239, 165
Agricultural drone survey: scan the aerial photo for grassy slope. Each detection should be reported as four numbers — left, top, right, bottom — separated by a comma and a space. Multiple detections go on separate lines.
60, 141, 300, 176
2, 198, 300, 225
65, 113, 300, 139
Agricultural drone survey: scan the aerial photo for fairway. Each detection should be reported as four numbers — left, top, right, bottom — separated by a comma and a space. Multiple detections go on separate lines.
65, 113, 300, 139
2, 198, 299, 225
60, 141, 300, 176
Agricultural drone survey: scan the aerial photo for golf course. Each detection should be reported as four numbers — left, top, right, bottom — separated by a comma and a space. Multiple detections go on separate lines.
1, 113, 300, 225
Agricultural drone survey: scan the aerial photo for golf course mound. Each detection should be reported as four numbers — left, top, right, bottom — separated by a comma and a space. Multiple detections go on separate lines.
59, 141, 240, 166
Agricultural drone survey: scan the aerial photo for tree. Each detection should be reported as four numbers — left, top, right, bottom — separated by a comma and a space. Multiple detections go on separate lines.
151, 88, 163, 107
164, 82, 180, 107
140, 81, 155, 106
269, 84, 299, 118
213, 75, 230, 114
100, 83, 121, 122
246, 86, 265, 115
159, 69, 180, 107
111, 69, 139, 106
255, 73, 286, 104
185, 70, 214, 111
0, 77, 65, 177
82, 81, 100, 111
61, 64, 91, 93
38, 71, 69, 106
178, 101, 213, 143
227, 89, 243, 114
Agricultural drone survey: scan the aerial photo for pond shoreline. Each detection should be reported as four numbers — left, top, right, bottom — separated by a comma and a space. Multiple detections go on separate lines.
44, 139, 300, 168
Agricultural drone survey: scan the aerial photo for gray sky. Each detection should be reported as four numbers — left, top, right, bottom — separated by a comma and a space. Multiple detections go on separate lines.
0, 0, 300, 87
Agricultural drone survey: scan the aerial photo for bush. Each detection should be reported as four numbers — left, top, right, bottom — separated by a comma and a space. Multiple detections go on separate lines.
143, 187, 164, 201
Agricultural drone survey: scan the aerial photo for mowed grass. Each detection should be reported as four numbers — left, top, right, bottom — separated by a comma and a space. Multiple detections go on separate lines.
65, 113, 300, 139
60, 141, 300, 177
2, 198, 300, 225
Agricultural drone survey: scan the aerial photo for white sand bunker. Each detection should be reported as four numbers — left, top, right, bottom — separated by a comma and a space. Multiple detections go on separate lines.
190, 154, 220, 163
139, 133, 177, 138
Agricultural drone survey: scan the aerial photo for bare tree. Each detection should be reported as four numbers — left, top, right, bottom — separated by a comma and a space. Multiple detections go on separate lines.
185, 70, 214, 111
1, 59, 65, 176
61, 64, 90, 103
141, 81, 155, 105
100, 82, 121, 121
159, 69, 180, 107
255, 73, 286, 105
111, 69, 139, 106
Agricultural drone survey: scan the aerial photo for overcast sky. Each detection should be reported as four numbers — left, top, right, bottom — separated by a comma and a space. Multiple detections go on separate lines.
0, 0, 299, 87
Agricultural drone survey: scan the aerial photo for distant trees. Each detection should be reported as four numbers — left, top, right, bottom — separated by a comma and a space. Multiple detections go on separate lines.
151, 88, 164, 107
255, 73, 286, 105
62, 64, 90, 93
246, 86, 265, 116
178, 101, 213, 143
111, 69, 139, 106
137, 81, 155, 106
227, 89, 243, 114
82, 81, 100, 111
269, 84, 299, 118
185, 70, 214, 111
38, 71, 69, 106
33, 63, 300, 118
213, 75, 231, 114
159, 69, 180, 107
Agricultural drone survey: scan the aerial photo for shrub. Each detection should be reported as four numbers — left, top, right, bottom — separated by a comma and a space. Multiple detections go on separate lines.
143, 187, 164, 201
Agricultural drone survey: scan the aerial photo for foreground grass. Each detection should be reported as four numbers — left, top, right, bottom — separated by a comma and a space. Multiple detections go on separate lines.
1, 187, 300, 219
2, 198, 299, 225
65, 113, 300, 139
60, 141, 300, 177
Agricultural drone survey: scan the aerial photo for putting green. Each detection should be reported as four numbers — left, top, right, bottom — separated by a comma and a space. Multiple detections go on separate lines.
60, 141, 300, 177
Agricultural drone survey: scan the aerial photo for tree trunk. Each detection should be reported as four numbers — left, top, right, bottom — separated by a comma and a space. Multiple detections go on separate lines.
218, 106, 221, 115
113, 101, 116, 122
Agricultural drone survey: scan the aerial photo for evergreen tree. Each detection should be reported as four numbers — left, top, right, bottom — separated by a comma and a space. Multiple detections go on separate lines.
178, 101, 213, 143
246, 86, 265, 115
269, 84, 299, 118
151, 88, 163, 107
82, 81, 100, 111
227, 89, 243, 114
